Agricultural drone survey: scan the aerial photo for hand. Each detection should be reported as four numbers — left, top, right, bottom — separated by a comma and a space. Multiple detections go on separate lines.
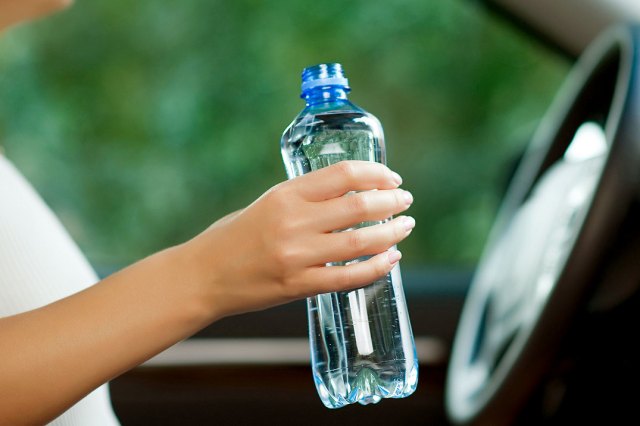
186, 160, 415, 321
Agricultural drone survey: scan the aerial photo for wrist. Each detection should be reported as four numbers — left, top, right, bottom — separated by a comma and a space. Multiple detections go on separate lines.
173, 237, 224, 326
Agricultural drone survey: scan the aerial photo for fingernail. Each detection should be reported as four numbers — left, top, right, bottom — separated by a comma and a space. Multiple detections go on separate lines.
403, 190, 413, 205
391, 171, 403, 185
388, 250, 402, 265
403, 216, 416, 232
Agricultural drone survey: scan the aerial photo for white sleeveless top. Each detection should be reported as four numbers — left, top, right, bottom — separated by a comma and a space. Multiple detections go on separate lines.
0, 154, 120, 425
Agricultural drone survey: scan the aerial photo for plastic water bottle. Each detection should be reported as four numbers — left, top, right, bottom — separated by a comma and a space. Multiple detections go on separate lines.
280, 63, 418, 408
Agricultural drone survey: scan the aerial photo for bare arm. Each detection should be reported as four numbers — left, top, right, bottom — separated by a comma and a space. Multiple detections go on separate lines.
0, 161, 414, 424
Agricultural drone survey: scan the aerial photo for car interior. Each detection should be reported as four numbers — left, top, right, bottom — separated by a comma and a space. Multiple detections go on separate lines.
1, 0, 638, 424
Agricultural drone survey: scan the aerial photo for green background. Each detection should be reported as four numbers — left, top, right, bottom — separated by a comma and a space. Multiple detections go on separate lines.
0, 0, 568, 269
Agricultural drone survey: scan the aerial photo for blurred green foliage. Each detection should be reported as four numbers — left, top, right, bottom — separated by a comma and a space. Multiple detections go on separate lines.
0, 0, 567, 268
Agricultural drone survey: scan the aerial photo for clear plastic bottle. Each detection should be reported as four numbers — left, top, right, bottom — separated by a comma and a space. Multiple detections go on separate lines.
280, 63, 418, 408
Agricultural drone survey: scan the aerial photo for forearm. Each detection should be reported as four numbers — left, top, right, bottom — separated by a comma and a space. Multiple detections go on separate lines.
0, 161, 413, 424
0, 243, 211, 425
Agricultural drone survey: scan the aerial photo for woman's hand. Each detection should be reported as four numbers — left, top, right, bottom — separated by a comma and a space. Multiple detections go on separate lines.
186, 160, 415, 321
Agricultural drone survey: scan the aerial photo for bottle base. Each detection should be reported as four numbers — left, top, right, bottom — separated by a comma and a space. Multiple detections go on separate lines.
314, 361, 418, 409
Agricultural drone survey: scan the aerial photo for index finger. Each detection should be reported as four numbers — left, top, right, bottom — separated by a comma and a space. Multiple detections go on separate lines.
292, 161, 403, 201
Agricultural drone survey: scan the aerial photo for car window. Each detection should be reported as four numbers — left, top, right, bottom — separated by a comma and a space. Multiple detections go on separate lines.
0, 0, 569, 271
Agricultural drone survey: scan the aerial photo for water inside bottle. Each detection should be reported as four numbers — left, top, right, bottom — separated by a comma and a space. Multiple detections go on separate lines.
308, 265, 418, 408
282, 110, 418, 408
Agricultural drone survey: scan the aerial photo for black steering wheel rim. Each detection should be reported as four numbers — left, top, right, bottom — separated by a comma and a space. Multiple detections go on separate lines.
445, 24, 640, 425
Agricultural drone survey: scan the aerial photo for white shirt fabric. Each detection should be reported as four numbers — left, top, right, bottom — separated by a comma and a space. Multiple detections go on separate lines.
0, 154, 120, 425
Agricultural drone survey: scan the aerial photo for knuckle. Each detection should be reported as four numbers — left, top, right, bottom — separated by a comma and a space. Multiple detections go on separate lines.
393, 189, 406, 208
267, 185, 291, 206
336, 161, 357, 182
272, 244, 300, 269
262, 189, 283, 212
346, 230, 366, 252
348, 193, 369, 215
274, 217, 297, 238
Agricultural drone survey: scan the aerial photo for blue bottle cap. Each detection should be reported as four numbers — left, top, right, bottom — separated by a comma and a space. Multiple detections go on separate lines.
301, 63, 350, 94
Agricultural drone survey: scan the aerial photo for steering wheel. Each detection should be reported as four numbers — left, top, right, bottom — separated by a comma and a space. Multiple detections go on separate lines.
445, 25, 640, 425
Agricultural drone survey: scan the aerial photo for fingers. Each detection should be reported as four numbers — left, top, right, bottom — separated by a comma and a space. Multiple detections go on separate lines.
293, 161, 402, 201
311, 216, 415, 264
314, 188, 413, 232
302, 250, 403, 295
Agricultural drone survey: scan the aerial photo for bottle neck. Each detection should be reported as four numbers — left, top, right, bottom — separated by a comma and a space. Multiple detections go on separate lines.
302, 87, 350, 107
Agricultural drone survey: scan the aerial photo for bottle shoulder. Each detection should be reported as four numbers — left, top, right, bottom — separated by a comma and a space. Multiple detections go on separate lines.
284, 108, 379, 131
308, 97, 365, 112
